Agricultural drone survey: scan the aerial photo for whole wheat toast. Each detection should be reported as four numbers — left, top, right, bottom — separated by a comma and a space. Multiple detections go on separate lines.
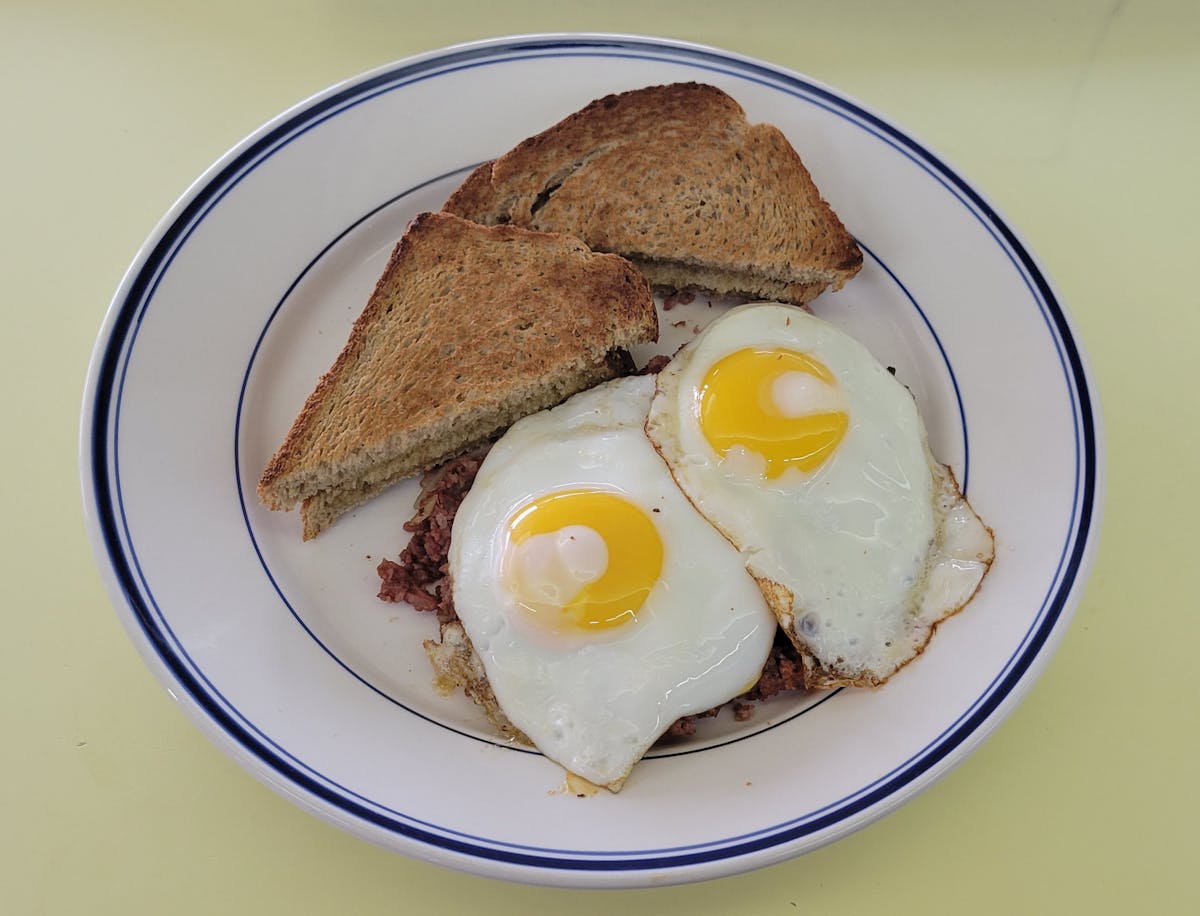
257, 212, 658, 538
445, 82, 862, 305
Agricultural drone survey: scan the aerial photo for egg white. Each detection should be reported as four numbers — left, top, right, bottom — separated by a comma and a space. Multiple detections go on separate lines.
646, 303, 994, 687
449, 375, 776, 789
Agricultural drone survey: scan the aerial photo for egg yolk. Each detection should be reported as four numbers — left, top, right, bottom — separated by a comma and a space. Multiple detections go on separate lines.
698, 347, 849, 478
505, 489, 663, 632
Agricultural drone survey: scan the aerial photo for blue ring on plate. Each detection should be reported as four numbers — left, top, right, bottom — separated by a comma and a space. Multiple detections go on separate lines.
87, 35, 1098, 872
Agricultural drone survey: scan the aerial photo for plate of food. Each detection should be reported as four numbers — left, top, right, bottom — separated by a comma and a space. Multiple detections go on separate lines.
81, 34, 1102, 887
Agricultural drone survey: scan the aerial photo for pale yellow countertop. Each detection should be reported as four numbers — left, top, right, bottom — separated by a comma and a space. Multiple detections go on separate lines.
4, 0, 1196, 912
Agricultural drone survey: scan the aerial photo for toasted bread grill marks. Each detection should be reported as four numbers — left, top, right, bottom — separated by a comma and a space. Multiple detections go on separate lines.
257, 212, 658, 538
444, 83, 862, 305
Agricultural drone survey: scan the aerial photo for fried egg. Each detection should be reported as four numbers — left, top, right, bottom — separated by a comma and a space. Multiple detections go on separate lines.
449, 375, 775, 789
646, 303, 994, 688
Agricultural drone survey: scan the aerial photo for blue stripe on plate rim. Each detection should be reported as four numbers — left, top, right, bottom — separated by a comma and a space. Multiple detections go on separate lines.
84, 34, 1100, 872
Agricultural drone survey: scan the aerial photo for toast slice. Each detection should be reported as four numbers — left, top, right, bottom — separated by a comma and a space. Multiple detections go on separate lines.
257, 211, 658, 538
444, 82, 862, 305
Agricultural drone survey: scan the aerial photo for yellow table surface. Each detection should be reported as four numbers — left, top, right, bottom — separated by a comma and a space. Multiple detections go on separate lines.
4, 0, 1196, 911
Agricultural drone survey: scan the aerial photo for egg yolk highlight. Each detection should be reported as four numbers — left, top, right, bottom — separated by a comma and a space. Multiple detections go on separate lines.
698, 347, 849, 478
505, 489, 664, 632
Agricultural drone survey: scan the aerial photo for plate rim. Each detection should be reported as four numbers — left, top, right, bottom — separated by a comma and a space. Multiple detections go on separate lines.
79, 31, 1105, 887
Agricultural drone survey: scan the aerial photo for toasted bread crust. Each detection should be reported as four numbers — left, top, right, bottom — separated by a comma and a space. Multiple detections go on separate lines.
444, 83, 862, 304
257, 212, 657, 534
443, 161, 496, 219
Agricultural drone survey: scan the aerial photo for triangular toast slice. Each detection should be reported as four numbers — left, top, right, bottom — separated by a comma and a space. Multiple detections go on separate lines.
257, 211, 658, 538
445, 82, 862, 305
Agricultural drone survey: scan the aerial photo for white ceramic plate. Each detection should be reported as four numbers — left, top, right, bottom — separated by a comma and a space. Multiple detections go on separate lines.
81, 34, 1103, 887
